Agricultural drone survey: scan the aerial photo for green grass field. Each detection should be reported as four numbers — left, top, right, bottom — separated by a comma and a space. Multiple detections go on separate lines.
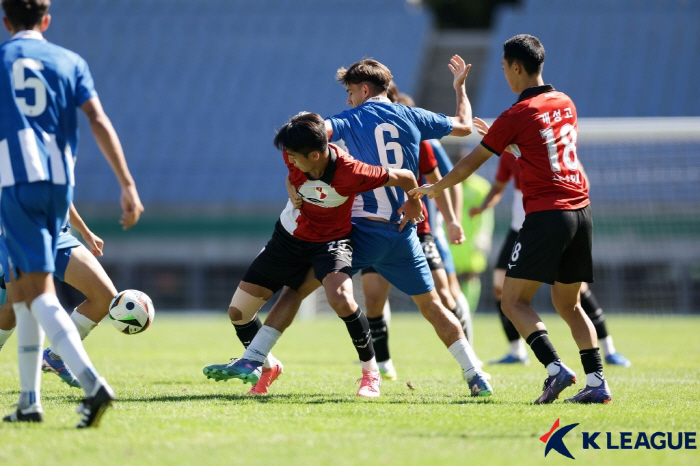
1, 313, 698, 466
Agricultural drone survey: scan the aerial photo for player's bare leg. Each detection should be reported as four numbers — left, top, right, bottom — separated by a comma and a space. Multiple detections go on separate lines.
361, 272, 395, 379
550, 281, 611, 403
501, 276, 577, 403
490, 268, 528, 364
412, 290, 491, 396
42, 246, 119, 387
323, 271, 380, 397
0, 284, 16, 353
578, 282, 630, 367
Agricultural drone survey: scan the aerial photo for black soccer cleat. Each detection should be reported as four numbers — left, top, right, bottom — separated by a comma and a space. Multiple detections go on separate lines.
3, 408, 43, 423
76, 378, 115, 428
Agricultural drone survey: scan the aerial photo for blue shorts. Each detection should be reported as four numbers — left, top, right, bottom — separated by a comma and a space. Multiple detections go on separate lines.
1, 231, 78, 283
351, 217, 434, 296
0, 183, 72, 279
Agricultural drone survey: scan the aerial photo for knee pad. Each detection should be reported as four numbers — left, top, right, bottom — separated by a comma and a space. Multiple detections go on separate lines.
229, 288, 267, 324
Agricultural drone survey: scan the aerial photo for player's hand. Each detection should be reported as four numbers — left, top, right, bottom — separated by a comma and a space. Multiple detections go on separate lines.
120, 184, 144, 230
83, 232, 104, 256
473, 117, 490, 136
446, 221, 465, 245
397, 198, 424, 232
409, 184, 442, 200
449, 55, 471, 90
290, 191, 302, 209
469, 206, 484, 218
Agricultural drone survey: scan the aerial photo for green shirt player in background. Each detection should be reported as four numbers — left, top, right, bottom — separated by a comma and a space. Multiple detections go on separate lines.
449, 171, 493, 321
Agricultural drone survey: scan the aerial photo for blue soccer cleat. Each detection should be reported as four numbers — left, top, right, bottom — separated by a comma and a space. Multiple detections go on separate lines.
605, 353, 631, 368
565, 380, 612, 404
41, 348, 81, 388
466, 372, 493, 397
535, 364, 577, 404
488, 353, 530, 365
203, 358, 262, 385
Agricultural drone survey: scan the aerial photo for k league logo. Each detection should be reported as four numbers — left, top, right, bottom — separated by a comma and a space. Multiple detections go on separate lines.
540, 419, 697, 459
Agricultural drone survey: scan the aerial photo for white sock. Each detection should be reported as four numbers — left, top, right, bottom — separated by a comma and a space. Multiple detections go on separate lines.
587, 371, 604, 387
361, 357, 379, 373
378, 359, 394, 373
546, 360, 562, 376
0, 326, 15, 352
510, 339, 527, 359
71, 310, 98, 340
262, 352, 279, 370
599, 335, 616, 357
448, 338, 480, 380
14, 303, 44, 412
242, 325, 282, 364
30, 294, 100, 395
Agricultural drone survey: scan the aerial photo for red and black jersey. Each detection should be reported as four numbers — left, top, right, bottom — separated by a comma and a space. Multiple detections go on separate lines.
495, 150, 521, 190
417, 140, 438, 234
280, 144, 389, 242
481, 85, 589, 214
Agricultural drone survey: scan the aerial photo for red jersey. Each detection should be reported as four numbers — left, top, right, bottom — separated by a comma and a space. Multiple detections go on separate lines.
495, 150, 521, 190
280, 144, 389, 242
417, 140, 438, 234
481, 85, 589, 214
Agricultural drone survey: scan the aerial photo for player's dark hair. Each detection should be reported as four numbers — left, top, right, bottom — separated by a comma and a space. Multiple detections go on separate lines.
2, 0, 50, 30
503, 34, 545, 76
387, 81, 399, 103
336, 58, 393, 94
274, 112, 328, 157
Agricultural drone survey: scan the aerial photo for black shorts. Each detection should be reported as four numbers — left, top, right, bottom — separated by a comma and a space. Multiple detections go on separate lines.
505, 206, 593, 285
418, 232, 444, 271
242, 221, 353, 293
496, 228, 520, 270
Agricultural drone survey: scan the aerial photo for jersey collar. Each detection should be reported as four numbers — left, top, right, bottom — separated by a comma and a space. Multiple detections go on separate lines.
364, 95, 392, 104
516, 84, 555, 103
317, 145, 339, 184
12, 30, 45, 41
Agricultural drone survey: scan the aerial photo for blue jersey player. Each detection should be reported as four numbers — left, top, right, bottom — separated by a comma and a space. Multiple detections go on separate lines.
241, 56, 493, 397
1, 0, 143, 427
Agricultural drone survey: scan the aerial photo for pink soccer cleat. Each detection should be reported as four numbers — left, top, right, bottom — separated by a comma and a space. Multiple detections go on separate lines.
356, 370, 381, 398
247, 361, 283, 395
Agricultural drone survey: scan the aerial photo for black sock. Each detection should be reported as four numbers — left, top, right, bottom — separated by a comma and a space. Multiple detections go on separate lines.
340, 308, 375, 363
525, 330, 559, 367
367, 315, 390, 363
233, 315, 262, 348
580, 289, 608, 339
497, 300, 521, 342
580, 347, 604, 375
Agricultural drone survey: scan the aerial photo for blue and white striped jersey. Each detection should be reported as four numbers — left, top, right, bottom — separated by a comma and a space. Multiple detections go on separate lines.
0, 31, 96, 187
327, 97, 453, 223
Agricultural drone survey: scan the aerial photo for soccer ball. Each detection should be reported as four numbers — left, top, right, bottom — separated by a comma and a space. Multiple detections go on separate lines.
108, 290, 155, 335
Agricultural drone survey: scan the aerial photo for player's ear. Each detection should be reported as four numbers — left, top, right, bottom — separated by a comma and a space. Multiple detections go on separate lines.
41, 14, 51, 32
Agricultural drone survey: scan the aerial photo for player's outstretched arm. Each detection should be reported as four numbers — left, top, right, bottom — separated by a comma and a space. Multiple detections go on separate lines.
68, 204, 103, 256
470, 179, 507, 219
81, 97, 144, 230
410, 144, 493, 200
423, 168, 465, 244
447, 55, 473, 137
385, 168, 423, 231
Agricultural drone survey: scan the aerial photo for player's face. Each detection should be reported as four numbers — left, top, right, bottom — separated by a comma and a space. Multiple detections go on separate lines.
286, 149, 314, 172
345, 83, 367, 108
502, 57, 519, 94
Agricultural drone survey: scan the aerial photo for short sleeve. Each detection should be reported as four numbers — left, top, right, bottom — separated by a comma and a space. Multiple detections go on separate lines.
481, 111, 517, 155
418, 141, 438, 175
74, 57, 97, 107
335, 157, 389, 196
326, 113, 350, 143
407, 107, 453, 141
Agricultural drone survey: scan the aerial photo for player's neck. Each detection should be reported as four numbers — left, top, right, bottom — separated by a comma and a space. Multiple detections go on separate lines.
306, 150, 331, 180
516, 75, 545, 94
